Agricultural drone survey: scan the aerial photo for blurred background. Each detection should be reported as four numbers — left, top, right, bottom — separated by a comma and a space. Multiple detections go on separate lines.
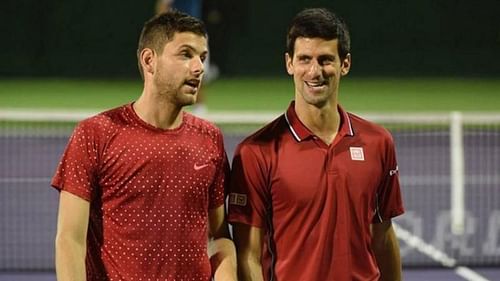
2, 0, 500, 77
1, 0, 499, 280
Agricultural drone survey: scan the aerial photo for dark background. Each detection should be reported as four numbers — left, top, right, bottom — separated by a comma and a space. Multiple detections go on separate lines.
1, 0, 499, 78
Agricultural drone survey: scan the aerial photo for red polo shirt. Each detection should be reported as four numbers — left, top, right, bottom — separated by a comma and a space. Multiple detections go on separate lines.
228, 102, 404, 281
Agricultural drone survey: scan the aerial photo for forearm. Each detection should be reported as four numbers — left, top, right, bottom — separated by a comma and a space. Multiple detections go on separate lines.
55, 235, 86, 281
237, 254, 264, 281
209, 237, 237, 281
232, 224, 265, 281
372, 225, 402, 281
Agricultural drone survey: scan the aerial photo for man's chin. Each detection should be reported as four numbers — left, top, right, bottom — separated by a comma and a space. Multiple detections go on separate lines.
177, 94, 197, 107
302, 92, 330, 107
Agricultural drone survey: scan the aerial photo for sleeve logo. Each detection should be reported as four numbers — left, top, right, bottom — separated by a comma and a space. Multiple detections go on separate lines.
389, 165, 399, 176
229, 193, 248, 206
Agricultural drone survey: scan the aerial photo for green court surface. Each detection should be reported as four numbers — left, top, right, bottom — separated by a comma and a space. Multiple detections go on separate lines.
0, 77, 499, 112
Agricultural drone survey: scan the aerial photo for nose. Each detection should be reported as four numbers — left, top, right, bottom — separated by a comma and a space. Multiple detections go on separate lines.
191, 56, 204, 76
307, 60, 322, 78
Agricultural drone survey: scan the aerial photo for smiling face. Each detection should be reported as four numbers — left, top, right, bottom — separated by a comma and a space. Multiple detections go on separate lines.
286, 37, 351, 109
151, 32, 208, 106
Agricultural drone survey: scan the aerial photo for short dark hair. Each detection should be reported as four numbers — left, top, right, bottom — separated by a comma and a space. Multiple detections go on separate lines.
137, 9, 207, 78
286, 8, 350, 60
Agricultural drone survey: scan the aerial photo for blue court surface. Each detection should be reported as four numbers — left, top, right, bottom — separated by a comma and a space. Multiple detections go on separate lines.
1, 127, 499, 280
1, 268, 499, 281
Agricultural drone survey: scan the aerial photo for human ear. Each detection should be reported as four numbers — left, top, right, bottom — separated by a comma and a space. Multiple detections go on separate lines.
340, 53, 351, 76
140, 48, 156, 76
285, 53, 294, 75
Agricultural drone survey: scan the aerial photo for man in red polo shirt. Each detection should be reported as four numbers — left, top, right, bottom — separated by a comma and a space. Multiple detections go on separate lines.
228, 8, 404, 281
52, 10, 236, 281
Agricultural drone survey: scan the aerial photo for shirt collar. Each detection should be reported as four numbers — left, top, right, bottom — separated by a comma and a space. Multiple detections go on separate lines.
284, 101, 355, 142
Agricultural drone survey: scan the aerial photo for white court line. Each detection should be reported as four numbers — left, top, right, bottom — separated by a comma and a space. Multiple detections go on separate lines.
0, 177, 51, 183
394, 223, 490, 281
401, 175, 500, 185
1, 175, 500, 185
456, 267, 491, 281
2, 108, 500, 124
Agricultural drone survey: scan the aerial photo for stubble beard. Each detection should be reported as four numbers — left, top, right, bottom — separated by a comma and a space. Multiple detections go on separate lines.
156, 77, 197, 107
300, 87, 331, 108
175, 90, 197, 107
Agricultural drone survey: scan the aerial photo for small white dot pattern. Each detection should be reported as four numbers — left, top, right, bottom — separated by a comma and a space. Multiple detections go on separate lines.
51, 104, 228, 281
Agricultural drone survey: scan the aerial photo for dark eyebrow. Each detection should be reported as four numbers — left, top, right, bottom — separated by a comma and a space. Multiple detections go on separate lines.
178, 44, 208, 56
296, 54, 312, 60
318, 54, 336, 61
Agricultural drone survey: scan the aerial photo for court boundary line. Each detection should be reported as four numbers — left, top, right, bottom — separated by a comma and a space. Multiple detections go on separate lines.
0, 178, 51, 183
2, 109, 500, 124
2, 175, 500, 185
394, 223, 490, 281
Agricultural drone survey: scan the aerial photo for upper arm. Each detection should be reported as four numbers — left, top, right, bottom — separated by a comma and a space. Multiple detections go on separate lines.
233, 223, 264, 281
208, 204, 230, 239
56, 191, 90, 243
371, 219, 400, 261
232, 223, 263, 261
371, 220, 402, 281
371, 220, 395, 245
375, 133, 404, 221
207, 205, 237, 279
52, 121, 101, 201
228, 144, 270, 227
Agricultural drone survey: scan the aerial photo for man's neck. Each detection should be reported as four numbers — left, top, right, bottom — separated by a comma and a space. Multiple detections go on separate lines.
133, 90, 183, 130
295, 99, 340, 145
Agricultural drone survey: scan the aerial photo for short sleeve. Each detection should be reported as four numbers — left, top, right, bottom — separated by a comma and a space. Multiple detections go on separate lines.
51, 121, 100, 201
374, 133, 404, 222
228, 143, 270, 228
208, 131, 229, 209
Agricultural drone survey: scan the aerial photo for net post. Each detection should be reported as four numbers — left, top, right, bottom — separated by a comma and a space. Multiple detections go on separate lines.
450, 111, 465, 235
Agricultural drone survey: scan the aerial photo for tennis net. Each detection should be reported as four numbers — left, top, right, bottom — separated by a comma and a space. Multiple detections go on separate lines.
1, 109, 499, 271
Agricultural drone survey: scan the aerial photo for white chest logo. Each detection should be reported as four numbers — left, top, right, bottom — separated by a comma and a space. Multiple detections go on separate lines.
350, 147, 365, 161
194, 163, 210, 170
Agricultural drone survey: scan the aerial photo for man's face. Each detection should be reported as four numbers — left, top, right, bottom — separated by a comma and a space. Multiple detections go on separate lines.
153, 32, 208, 106
286, 37, 350, 108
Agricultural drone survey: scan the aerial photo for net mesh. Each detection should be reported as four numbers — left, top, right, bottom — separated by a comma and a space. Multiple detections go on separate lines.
1, 110, 500, 270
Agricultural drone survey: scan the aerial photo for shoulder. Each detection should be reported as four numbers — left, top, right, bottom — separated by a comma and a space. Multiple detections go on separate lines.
183, 112, 226, 149
348, 112, 395, 145
184, 112, 223, 135
76, 105, 129, 136
237, 114, 288, 154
